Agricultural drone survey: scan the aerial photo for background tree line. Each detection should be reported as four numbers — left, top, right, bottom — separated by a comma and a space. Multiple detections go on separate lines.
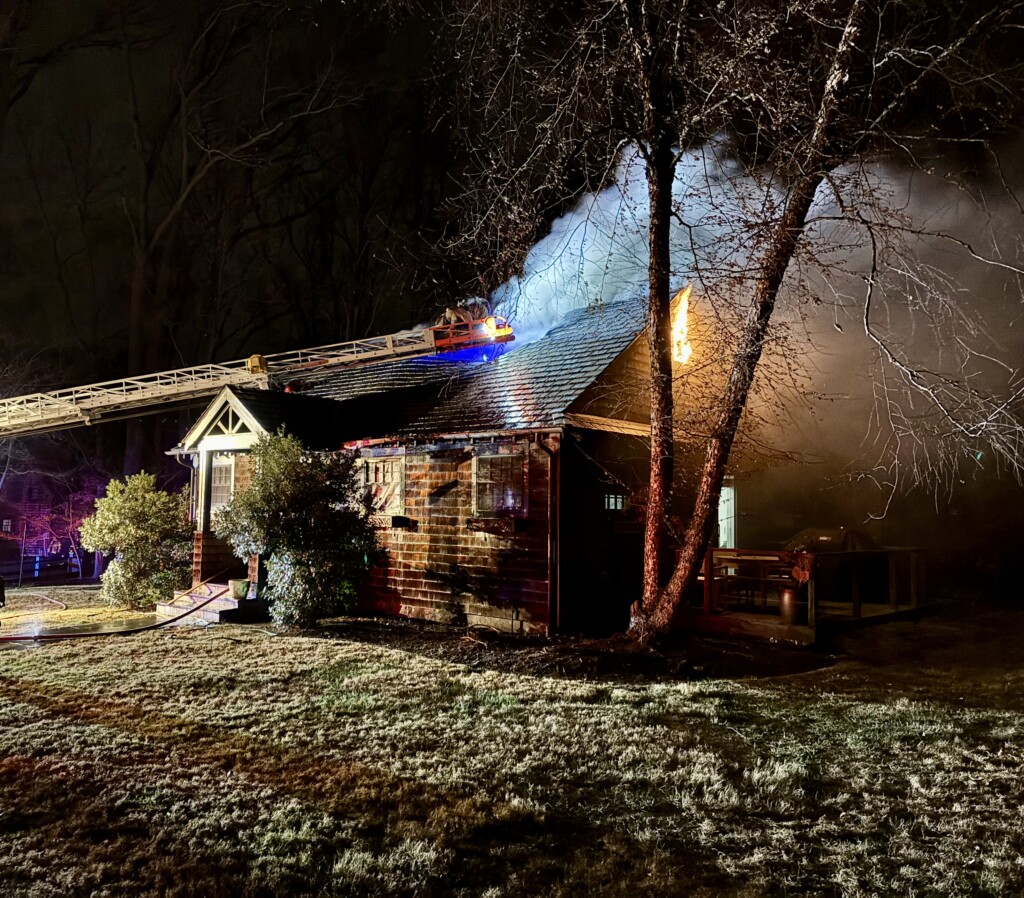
0, 0, 465, 474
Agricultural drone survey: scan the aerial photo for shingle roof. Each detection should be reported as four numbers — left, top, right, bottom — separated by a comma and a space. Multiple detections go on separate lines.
410, 298, 646, 434
215, 298, 646, 444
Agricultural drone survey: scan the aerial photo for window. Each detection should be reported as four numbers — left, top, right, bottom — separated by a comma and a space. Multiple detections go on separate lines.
210, 457, 234, 513
604, 492, 626, 512
1, 519, 11, 533
475, 454, 525, 516
363, 457, 404, 515
717, 483, 736, 548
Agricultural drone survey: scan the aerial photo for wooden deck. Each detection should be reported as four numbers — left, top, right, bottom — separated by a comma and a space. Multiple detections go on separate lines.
681, 547, 925, 644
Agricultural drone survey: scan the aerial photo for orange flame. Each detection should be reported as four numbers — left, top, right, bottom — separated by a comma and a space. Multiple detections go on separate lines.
672, 285, 693, 365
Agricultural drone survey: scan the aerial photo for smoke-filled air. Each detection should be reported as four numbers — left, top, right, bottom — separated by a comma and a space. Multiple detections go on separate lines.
490, 142, 767, 344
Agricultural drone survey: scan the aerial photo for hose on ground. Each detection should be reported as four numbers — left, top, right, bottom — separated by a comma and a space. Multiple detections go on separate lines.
0, 573, 242, 643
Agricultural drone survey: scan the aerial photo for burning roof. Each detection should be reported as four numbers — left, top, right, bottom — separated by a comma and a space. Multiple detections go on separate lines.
294, 296, 647, 439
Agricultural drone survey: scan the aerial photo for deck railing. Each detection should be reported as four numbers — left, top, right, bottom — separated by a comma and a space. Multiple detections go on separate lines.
691, 546, 922, 628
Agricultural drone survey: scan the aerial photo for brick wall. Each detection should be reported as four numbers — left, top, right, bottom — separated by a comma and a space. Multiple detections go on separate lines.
233, 454, 253, 494
360, 437, 552, 634
193, 531, 248, 585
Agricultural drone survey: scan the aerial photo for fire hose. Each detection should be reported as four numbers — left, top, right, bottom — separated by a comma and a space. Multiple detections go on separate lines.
0, 572, 239, 644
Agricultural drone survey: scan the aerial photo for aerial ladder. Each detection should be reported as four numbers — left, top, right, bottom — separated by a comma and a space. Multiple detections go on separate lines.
0, 316, 514, 440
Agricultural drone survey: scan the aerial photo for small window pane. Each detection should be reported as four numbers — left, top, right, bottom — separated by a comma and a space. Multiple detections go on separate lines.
604, 493, 625, 511
476, 455, 524, 516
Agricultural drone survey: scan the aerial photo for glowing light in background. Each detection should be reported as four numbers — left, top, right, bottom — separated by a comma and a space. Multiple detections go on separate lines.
672, 285, 693, 365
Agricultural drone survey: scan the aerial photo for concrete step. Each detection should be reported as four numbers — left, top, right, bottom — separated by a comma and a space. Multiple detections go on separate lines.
158, 586, 237, 620
157, 586, 270, 624
156, 603, 227, 624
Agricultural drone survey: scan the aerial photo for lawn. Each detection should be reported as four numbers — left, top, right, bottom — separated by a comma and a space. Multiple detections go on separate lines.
0, 589, 1022, 897
0, 585, 145, 636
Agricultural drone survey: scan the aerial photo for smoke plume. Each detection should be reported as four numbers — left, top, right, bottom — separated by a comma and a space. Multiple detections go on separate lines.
491, 142, 763, 343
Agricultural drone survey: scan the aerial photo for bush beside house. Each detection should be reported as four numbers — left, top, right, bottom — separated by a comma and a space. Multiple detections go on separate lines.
213, 431, 384, 627
80, 473, 193, 609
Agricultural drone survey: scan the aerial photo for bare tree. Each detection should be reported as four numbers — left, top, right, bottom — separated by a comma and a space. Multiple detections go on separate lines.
445, 0, 1024, 639
115, 2, 344, 378
259, 91, 451, 346
0, 1, 156, 157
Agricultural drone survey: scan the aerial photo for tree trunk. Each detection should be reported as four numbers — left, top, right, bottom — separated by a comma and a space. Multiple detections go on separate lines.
639, 0, 868, 638
643, 170, 826, 635
128, 246, 148, 375
637, 133, 676, 619
124, 247, 149, 475
0, 3, 24, 160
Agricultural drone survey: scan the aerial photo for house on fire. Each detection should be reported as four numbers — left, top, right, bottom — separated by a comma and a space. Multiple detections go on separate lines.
166, 292, 924, 639
166, 296, 691, 635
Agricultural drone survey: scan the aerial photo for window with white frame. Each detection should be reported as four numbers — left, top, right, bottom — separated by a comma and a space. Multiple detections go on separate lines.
1, 519, 11, 533
209, 456, 235, 514
362, 457, 404, 515
604, 492, 626, 512
474, 454, 525, 516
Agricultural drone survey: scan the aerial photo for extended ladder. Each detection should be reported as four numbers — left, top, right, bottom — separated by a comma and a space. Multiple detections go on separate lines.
0, 318, 513, 439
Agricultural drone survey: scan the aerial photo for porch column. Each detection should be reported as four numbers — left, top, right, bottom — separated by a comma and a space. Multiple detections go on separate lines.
197, 449, 213, 532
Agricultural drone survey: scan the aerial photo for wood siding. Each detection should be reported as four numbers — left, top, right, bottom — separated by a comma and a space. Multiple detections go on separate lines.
360, 437, 552, 634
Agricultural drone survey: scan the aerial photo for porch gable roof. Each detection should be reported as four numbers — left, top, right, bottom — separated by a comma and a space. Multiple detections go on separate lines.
172, 386, 357, 453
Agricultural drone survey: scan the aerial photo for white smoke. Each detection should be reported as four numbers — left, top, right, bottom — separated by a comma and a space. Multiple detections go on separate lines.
491, 142, 767, 344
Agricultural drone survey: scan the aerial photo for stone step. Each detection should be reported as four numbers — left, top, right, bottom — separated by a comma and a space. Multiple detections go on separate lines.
157, 586, 270, 624
155, 603, 226, 624
158, 586, 237, 620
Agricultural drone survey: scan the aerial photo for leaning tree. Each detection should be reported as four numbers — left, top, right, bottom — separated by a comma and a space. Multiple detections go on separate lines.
443, 0, 1024, 639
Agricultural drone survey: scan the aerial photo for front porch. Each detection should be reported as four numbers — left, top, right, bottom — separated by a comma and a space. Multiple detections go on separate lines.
156, 531, 267, 623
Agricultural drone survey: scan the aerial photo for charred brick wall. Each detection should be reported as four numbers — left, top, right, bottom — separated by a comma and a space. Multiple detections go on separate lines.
359, 436, 552, 634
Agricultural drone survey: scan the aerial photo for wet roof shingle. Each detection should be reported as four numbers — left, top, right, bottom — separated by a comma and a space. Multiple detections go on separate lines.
276, 298, 646, 440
